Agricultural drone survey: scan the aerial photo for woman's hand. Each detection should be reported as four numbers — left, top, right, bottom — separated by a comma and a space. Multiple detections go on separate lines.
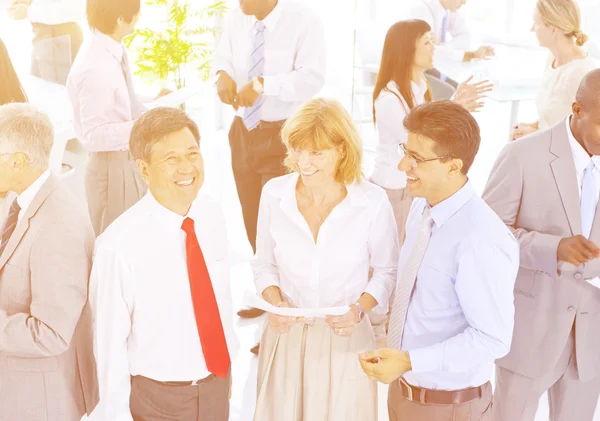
326, 305, 360, 337
512, 123, 538, 141
453, 76, 494, 112
267, 302, 303, 335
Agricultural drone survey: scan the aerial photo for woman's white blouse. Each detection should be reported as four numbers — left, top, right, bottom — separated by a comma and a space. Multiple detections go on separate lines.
252, 173, 399, 312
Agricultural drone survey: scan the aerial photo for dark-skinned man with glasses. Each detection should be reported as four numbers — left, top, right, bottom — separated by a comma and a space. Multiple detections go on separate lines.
359, 101, 519, 421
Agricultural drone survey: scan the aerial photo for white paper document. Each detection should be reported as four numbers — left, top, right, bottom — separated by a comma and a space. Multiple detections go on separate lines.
588, 277, 600, 289
243, 291, 349, 318
144, 86, 199, 109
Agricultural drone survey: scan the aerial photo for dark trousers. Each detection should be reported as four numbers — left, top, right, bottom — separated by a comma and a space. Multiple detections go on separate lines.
130, 373, 230, 421
229, 117, 287, 253
31, 21, 83, 85
425, 68, 458, 88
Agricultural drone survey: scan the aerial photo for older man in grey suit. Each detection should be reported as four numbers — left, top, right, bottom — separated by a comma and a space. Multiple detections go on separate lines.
0, 103, 98, 420
484, 69, 600, 421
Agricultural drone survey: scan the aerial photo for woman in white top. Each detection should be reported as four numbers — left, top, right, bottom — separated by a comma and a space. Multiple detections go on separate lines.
371, 19, 491, 243
513, 0, 596, 140
252, 98, 399, 421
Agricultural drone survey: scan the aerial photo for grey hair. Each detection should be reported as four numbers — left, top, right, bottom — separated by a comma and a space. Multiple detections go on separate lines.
0, 103, 54, 170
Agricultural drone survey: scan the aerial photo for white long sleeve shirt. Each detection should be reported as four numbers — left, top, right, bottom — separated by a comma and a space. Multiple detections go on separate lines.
27, 0, 85, 25
252, 173, 399, 313
371, 80, 428, 190
409, 0, 471, 63
212, 0, 326, 122
89, 192, 238, 421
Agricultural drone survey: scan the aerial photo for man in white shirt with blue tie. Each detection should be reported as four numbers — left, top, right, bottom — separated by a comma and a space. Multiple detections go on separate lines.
213, 0, 326, 337
359, 100, 519, 421
408, 0, 494, 87
483, 69, 600, 421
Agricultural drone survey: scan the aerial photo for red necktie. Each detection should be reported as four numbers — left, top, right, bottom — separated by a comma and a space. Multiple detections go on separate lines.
182, 217, 230, 378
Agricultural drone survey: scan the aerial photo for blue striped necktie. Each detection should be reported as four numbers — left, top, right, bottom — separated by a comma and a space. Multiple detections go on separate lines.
0, 199, 21, 258
581, 160, 597, 238
243, 21, 266, 131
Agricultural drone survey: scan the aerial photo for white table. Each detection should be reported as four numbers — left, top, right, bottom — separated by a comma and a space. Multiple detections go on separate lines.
21, 75, 75, 176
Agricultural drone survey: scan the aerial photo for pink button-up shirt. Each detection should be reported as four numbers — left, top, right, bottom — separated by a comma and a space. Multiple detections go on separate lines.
67, 32, 143, 152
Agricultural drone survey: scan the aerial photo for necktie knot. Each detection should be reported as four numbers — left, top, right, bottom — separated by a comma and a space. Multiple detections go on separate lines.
181, 217, 195, 234
254, 21, 266, 34
586, 160, 596, 173
9, 199, 21, 216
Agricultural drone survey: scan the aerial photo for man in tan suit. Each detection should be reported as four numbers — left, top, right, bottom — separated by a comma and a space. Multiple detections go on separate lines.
0, 103, 98, 420
483, 69, 600, 421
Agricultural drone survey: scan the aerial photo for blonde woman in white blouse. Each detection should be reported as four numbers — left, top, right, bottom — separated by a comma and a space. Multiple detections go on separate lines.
252, 98, 399, 421
513, 0, 597, 140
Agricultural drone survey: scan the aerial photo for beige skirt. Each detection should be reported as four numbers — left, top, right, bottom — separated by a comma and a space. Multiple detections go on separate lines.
85, 151, 147, 236
254, 318, 378, 421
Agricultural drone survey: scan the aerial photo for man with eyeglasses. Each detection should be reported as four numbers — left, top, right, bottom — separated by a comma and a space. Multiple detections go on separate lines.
0, 103, 98, 421
359, 100, 519, 421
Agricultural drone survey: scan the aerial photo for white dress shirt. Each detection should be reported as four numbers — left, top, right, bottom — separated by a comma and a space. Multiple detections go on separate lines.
213, 0, 326, 122
27, 0, 85, 25
89, 192, 238, 421
537, 55, 597, 130
399, 182, 519, 390
409, 0, 471, 63
252, 173, 399, 312
566, 116, 600, 201
16, 170, 51, 222
371, 80, 428, 190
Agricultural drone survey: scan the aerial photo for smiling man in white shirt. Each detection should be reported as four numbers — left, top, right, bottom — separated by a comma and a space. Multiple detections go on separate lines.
408, 0, 494, 87
360, 101, 519, 421
89, 107, 238, 421
6, 0, 84, 84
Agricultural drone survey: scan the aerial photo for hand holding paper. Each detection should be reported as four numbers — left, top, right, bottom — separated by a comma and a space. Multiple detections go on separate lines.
243, 291, 349, 318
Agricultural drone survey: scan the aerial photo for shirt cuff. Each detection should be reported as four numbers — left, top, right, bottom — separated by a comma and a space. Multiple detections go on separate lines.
254, 275, 280, 295
362, 281, 388, 312
538, 234, 562, 278
212, 64, 235, 80
262, 75, 282, 97
407, 344, 444, 373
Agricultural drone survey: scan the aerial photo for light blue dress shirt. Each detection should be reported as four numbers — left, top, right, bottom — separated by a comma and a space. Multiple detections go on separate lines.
399, 181, 519, 390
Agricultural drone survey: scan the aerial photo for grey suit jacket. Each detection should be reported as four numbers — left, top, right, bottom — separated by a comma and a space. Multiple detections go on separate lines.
483, 121, 600, 382
0, 175, 99, 420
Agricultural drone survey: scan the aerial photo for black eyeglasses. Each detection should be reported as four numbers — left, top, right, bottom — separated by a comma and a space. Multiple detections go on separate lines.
398, 144, 452, 168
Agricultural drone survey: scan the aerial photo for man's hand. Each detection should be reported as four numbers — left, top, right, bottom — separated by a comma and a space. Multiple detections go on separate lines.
465, 46, 495, 62
325, 305, 360, 337
7, 0, 30, 20
236, 79, 260, 108
358, 348, 412, 384
216, 71, 238, 109
155, 88, 172, 99
453, 76, 494, 112
557, 235, 600, 266
267, 302, 304, 335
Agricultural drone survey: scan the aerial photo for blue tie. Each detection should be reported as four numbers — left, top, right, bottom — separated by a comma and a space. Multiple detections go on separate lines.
581, 160, 597, 238
243, 21, 266, 131
439, 11, 450, 83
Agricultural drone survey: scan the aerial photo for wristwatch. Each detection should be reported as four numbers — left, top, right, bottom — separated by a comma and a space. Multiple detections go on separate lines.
252, 77, 264, 95
353, 302, 365, 323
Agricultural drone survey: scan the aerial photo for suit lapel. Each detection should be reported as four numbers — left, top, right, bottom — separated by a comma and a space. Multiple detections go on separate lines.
0, 175, 60, 270
549, 123, 581, 237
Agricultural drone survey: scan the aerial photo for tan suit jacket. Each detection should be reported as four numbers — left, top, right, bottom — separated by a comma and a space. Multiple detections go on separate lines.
0, 175, 99, 420
483, 122, 600, 382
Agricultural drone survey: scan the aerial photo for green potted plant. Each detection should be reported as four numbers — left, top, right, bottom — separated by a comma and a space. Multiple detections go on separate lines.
125, 0, 228, 90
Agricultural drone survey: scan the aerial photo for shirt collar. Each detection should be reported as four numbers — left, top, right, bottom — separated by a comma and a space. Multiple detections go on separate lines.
253, 1, 284, 32
92, 30, 124, 63
565, 116, 600, 174
143, 190, 200, 229
427, 180, 475, 228
17, 170, 51, 217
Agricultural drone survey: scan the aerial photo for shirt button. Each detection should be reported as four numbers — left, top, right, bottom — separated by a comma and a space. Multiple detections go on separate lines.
574, 272, 583, 281
568, 306, 576, 312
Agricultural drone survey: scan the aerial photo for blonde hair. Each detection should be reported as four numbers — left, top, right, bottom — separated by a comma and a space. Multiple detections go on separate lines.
281, 98, 363, 185
536, 0, 588, 46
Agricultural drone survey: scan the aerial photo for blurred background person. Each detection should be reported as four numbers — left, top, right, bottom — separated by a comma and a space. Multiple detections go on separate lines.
5, 0, 84, 85
0, 39, 27, 105
252, 98, 398, 421
408, 0, 496, 87
513, 0, 596, 140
